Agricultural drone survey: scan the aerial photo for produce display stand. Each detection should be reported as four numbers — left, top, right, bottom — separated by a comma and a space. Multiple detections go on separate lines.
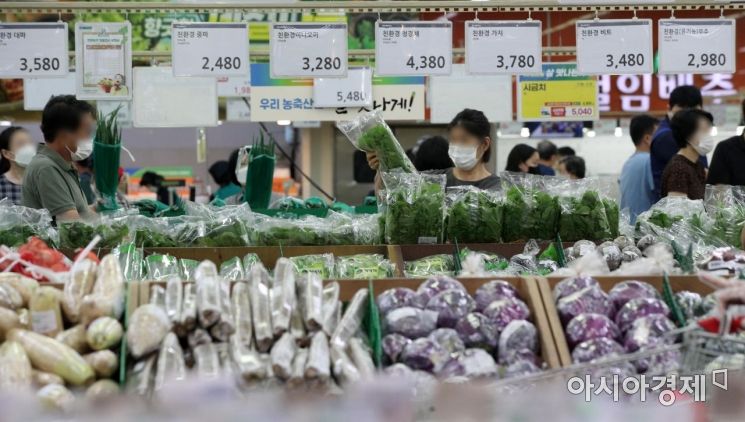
534, 275, 714, 367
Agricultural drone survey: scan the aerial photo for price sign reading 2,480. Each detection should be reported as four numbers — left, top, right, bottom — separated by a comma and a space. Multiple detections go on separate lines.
171, 23, 249, 77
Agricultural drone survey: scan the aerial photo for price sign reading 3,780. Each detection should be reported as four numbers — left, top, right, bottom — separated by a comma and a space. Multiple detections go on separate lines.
576, 19, 653, 75
172, 23, 249, 77
0, 23, 69, 78
466, 21, 542, 75
376, 21, 452, 76
658, 19, 735, 74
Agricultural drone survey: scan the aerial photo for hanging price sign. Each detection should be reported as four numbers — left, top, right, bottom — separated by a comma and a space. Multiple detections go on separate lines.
576, 19, 653, 75
0, 23, 68, 78
270, 23, 348, 78
313, 67, 372, 108
465, 20, 542, 75
375, 21, 452, 76
172, 23, 249, 77
658, 19, 736, 74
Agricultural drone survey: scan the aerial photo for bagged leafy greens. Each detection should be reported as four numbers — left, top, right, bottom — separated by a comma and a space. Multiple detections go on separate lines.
501, 173, 559, 242
0, 199, 57, 247
59, 218, 130, 249
335, 254, 394, 279
337, 110, 416, 173
446, 186, 503, 243
404, 254, 455, 278
459, 248, 508, 274
145, 254, 179, 281
557, 179, 615, 242
289, 253, 335, 280
705, 185, 745, 248
382, 171, 446, 244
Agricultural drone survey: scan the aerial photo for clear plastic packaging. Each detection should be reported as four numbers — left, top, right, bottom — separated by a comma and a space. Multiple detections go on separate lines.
571, 337, 624, 364
84, 349, 118, 378
473, 280, 518, 312
416, 276, 465, 306
219, 256, 245, 281
425, 289, 476, 328
249, 264, 274, 353
288, 348, 308, 388
179, 259, 199, 281
127, 304, 171, 358
384, 307, 438, 339
623, 314, 676, 353
335, 254, 394, 279
501, 173, 560, 242
146, 254, 180, 281
304, 331, 330, 380
382, 333, 411, 364
405, 255, 455, 278
272, 258, 296, 337
556, 286, 614, 325
0, 340, 32, 390
400, 337, 450, 373
438, 348, 498, 379
7, 328, 93, 386
195, 261, 221, 329
270, 332, 296, 380
498, 320, 538, 365
230, 335, 266, 381
446, 186, 503, 243
63, 259, 97, 324
607, 280, 659, 311
427, 328, 465, 354
382, 171, 446, 245
330, 344, 360, 386
337, 110, 416, 173
553, 276, 599, 301
349, 337, 375, 378
330, 288, 368, 349
231, 281, 253, 348
454, 312, 499, 351
565, 313, 620, 348
29, 286, 64, 337
154, 332, 186, 391
165, 277, 183, 326
86, 316, 123, 350
377, 287, 420, 317
0, 199, 57, 247
614, 298, 670, 333
303, 272, 324, 332
290, 253, 335, 279
242, 253, 261, 272
179, 283, 197, 333
194, 343, 220, 379
483, 297, 531, 331
321, 282, 340, 337
556, 179, 615, 241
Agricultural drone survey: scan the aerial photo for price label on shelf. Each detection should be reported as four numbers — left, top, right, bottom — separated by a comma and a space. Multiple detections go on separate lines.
576, 19, 653, 75
313, 67, 372, 108
172, 23, 248, 77
658, 19, 735, 74
465, 20, 542, 75
270, 23, 348, 78
375, 21, 452, 76
0, 23, 68, 78
217, 76, 250, 97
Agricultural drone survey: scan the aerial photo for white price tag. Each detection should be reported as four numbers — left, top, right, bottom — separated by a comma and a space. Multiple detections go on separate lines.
172, 23, 248, 77
226, 98, 250, 121
465, 21, 542, 75
217, 76, 250, 97
313, 67, 372, 108
576, 19, 653, 75
375, 21, 452, 76
658, 19, 736, 74
270, 23, 348, 78
0, 23, 68, 78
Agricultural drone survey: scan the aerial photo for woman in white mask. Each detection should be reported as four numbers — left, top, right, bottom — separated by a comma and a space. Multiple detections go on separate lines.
660, 109, 714, 200
0, 126, 36, 205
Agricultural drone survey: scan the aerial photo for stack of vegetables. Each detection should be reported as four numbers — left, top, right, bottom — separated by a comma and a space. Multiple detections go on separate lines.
248, 212, 380, 247
126, 259, 377, 396
0, 255, 126, 410
0, 199, 58, 248
404, 254, 456, 278
552, 277, 713, 374
501, 179, 560, 242
335, 254, 395, 279
381, 172, 446, 245
557, 186, 616, 242
338, 110, 416, 173
379, 277, 544, 380
446, 187, 503, 243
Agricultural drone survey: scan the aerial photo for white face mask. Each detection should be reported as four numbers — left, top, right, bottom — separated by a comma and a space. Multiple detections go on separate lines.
691, 135, 714, 156
448, 145, 479, 170
67, 139, 94, 161
234, 147, 250, 186
12, 144, 37, 167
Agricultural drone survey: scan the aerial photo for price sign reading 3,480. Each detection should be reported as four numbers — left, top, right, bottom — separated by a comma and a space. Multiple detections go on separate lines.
576, 19, 653, 75
0, 23, 69, 78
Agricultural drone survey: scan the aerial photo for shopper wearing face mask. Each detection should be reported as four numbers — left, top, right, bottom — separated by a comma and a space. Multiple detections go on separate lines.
0, 126, 36, 205
504, 144, 540, 174
22, 95, 97, 221
660, 109, 714, 200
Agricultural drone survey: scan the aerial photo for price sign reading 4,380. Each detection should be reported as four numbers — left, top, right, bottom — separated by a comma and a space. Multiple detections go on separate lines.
270, 23, 348, 78
0, 23, 69, 78
575, 19, 653, 75
172, 23, 249, 77
658, 19, 736, 74
376, 21, 452, 76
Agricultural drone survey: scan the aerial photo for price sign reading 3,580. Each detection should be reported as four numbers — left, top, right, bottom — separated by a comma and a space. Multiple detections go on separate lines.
466, 21, 542, 75
172, 23, 249, 77
575, 19, 653, 75
376, 21, 452, 76
0, 23, 68, 78
658, 19, 735, 74
271, 23, 348, 78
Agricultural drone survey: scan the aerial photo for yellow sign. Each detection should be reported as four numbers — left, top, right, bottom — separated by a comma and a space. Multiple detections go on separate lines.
517, 63, 598, 122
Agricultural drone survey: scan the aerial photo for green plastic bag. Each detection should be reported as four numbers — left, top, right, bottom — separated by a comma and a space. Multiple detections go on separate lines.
243, 134, 276, 209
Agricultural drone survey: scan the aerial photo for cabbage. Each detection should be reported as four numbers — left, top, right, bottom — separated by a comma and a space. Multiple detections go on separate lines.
556, 286, 614, 325
382, 333, 411, 364
504, 360, 541, 378
629, 336, 681, 374
483, 297, 531, 331
565, 313, 620, 348
454, 312, 499, 350
698, 294, 718, 316
571, 337, 624, 363
674, 291, 702, 320
416, 276, 466, 306
384, 307, 438, 339
377, 287, 420, 316
623, 314, 676, 353
428, 328, 465, 355
425, 289, 476, 328
607, 280, 659, 311
553, 276, 599, 300
473, 280, 518, 311
498, 320, 538, 365
615, 298, 670, 333
437, 348, 498, 379
400, 338, 451, 373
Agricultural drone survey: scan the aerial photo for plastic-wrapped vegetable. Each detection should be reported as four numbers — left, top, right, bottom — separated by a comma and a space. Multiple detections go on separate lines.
7, 329, 94, 385
0, 307, 21, 342
382, 172, 446, 245
242, 253, 261, 272
0, 340, 32, 390
305, 331, 330, 380
400, 337, 451, 373
335, 254, 394, 279
249, 264, 274, 352
630, 335, 681, 374
272, 258, 296, 337
145, 254, 180, 281
219, 256, 245, 281
55, 325, 88, 354
321, 282, 340, 337
571, 337, 624, 363
330, 288, 368, 349
501, 174, 560, 242
0, 283, 22, 310
155, 332, 186, 391
290, 253, 335, 280
179, 283, 197, 333
271, 332, 296, 380
377, 288, 421, 318
498, 320, 538, 365
179, 259, 199, 281
288, 348, 308, 388
29, 286, 64, 337
597, 242, 622, 271
428, 328, 465, 354
565, 313, 620, 348
571, 240, 597, 258
290, 303, 307, 345
84, 350, 117, 378
621, 246, 643, 263
230, 335, 266, 381
84, 254, 125, 322
165, 277, 183, 327
63, 260, 97, 323
0, 273, 38, 307
608, 280, 659, 311
187, 328, 212, 349
473, 280, 518, 312
149, 285, 166, 311
454, 312, 499, 350
438, 348, 498, 379
556, 286, 614, 325
557, 184, 614, 242
126, 355, 156, 397
416, 276, 466, 306
127, 304, 170, 358
553, 276, 599, 301
674, 291, 702, 320
405, 254, 454, 278
330, 344, 360, 386
623, 314, 676, 353
194, 343, 220, 379
383, 333, 411, 364
337, 110, 416, 172
86, 316, 123, 350
504, 360, 541, 378
195, 261, 221, 328
446, 186, 503, 243
210, 278, 235, 342
384, 307, 438, 339
425, 289, 476, 328
350, 337, 376, 379
231, 281, 253, 348
483, 297, 531, 331
303, 273, 324, 332
615, 298, 670, 333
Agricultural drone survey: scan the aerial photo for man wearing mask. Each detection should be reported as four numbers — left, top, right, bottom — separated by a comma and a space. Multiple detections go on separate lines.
650, 85, 706, 200
22, 95, 96, 221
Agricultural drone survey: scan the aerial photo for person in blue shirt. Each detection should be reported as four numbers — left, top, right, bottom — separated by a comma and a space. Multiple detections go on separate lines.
650, 85, 707, 200
535, 140, 558, 176
620, 114, 658, 223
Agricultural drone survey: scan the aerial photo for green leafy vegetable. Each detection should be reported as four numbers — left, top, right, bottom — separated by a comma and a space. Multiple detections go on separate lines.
404, 254, 455, 277
384, 175, 445, 244
59, 221, 129, 249
558, 190, 613, 241
446, 188, 503, 243
357, 124, 416, 172
289, 254, 335, 279
335, 254, 395, 279
458, 248, 508, 273
502, 186, 559, 242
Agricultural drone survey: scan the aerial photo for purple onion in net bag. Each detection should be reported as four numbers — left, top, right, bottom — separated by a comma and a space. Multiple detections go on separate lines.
614, 298, 670, 334
556, 286, 614, 326
473, 280, 518, 312
425, 289, 476, 328
565, 313, 621, 348
607, 280, 659, 311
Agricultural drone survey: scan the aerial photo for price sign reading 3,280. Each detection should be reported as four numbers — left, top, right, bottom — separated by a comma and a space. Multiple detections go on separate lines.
172, 23, 249, 77
270, 23, 348, 78
375, 21, 452, 76
0, 23, 69, 78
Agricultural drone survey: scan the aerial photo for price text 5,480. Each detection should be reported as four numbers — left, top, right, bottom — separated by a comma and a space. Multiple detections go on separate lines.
19, 57, 60, 73
202, 56, 242, 71
687, 53, 727, 68
336, 91, 367, 103
605, 53, 644, 69
496, 55, 535, 70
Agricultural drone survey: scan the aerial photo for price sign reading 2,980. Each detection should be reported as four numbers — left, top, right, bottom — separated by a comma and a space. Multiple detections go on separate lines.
575, 19, 653, 75
375, 21, 452, 76
0, 23, 69, 78
658, 19, 736, 74
270, 23, 348, 78
172, 23, 249, 77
